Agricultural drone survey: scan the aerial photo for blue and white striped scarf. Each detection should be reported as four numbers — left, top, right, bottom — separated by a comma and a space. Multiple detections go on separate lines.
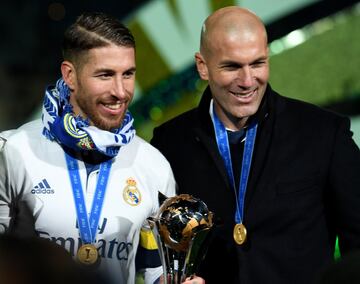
42, 78, 135, 157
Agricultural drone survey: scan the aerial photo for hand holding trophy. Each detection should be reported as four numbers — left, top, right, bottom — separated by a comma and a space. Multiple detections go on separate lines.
148, 194, 214, 284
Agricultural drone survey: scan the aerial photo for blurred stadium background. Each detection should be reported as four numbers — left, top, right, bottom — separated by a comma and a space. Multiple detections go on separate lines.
1, 0, 359, 262
1, 0, 359, 143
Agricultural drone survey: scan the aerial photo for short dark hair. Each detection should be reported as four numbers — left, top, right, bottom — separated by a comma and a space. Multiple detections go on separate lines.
62, 12, 135, 67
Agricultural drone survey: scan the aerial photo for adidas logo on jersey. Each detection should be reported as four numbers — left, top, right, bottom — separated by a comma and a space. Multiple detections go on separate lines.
31, 179, 55, 194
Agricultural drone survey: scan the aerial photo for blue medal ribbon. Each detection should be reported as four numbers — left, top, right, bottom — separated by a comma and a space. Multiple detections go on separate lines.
65, 153, 112, 244
210, 101, 258, 224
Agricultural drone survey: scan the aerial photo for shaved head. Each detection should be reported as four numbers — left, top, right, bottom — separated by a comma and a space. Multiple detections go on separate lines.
195, 6, 269, 130
200, 6, 267, 58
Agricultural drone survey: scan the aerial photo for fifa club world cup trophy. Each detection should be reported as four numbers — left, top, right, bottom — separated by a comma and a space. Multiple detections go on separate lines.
148, 194, 214, 284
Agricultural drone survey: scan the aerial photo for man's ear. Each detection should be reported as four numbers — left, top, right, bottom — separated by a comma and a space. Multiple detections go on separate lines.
60, 61, 77, 91
195, 52, 209, 81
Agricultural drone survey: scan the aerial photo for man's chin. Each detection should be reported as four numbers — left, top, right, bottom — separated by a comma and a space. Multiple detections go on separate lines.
93, 120, 123, 132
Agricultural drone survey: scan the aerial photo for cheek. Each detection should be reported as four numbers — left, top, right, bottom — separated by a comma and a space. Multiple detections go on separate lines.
257, 68, 269, 83
210, 72, 234, 88
124, 80, 135, 94
83, 82, 107, 98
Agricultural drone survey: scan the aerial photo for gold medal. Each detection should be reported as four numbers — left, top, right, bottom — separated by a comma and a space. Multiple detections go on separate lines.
77, 244, 98, 265
233, 223, 247, 245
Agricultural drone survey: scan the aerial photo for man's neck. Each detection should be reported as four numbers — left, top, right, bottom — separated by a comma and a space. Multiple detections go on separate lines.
63, 146, 110, 165
221, 116, 249, 131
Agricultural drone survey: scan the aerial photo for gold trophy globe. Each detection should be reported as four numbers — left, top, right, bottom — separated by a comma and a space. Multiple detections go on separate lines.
148, 194, 214, 284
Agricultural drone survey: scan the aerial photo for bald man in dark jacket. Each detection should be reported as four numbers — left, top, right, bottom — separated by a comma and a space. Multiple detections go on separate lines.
151, 6, 360, 284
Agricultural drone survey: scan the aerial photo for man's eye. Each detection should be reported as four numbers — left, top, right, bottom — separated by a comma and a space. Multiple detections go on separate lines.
222, 65, 239, 71
98, 74, 111, 79
251, 61, 266, 68
123, 71, 135, 79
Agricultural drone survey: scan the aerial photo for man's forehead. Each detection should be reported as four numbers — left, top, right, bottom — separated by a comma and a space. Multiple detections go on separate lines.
75, 46, 135, 74
86, 45, 134, 62
202, 7, 266, 47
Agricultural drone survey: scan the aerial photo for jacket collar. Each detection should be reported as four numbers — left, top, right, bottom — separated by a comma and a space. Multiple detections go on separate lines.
192, 84, 283, 219
196, 84, 273, 135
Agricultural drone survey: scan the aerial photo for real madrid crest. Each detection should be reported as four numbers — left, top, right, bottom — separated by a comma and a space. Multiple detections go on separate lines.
123, 178, 142, 206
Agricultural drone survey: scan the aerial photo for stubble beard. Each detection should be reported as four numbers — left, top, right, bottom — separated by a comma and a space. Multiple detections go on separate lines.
75, 95, 125, 132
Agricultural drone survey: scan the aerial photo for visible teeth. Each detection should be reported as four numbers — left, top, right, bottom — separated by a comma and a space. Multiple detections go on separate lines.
231, 90, 254, 97
104, 103, 121, 110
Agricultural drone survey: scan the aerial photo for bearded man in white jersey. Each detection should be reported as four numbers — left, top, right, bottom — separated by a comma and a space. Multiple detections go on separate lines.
0, 12, 203, 284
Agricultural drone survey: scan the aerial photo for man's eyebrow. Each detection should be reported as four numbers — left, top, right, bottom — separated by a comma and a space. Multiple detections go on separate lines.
219, 60, 240, 66
93, 68, 115, 74
219, 56, 268, 66
252, 56, 268, 62
92, 67, 136, 74
125, 67, 136, 73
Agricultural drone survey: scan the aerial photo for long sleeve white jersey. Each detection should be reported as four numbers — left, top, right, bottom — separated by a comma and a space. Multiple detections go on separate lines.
0, 119, 176, 284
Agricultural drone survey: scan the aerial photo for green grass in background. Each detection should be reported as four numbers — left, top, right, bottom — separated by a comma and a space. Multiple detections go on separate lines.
269, 9, 360, 105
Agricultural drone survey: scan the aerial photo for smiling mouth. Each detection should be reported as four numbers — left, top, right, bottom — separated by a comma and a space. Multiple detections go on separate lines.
103, 102, 123, 110
230, 89, 256, 98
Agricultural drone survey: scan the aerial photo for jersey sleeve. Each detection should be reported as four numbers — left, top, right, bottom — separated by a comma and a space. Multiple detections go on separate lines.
136, 227, 163, 283
151, 162, 177, 215
137, 185, 167, 282
0, 136, 11, 233
137, 153, 177, 283
0, 135, 35, 235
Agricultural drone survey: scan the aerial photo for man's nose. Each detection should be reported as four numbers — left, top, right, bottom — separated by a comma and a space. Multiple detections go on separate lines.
237, 66, 254, 87
111, 77, 126, 99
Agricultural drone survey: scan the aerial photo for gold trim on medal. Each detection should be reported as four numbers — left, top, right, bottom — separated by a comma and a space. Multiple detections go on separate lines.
233, 223, 247, 245
77, 244, 98, 265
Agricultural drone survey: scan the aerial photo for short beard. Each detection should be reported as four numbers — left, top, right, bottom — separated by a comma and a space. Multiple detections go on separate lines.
90, 114, 124, 132
75, 95, 124, 132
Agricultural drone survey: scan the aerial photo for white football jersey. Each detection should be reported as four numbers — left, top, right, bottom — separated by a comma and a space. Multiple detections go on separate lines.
0, 120, 176, 284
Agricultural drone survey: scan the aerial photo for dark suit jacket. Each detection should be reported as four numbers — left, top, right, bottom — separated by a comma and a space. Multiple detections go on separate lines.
151, 85, 360, 284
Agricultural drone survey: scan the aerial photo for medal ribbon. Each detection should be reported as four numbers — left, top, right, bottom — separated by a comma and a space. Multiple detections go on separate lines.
210, 100, 258, 224
65, 153, 112, 244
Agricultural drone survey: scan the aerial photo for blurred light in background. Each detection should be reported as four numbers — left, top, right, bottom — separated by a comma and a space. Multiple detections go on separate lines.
0, 0, 359, 145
